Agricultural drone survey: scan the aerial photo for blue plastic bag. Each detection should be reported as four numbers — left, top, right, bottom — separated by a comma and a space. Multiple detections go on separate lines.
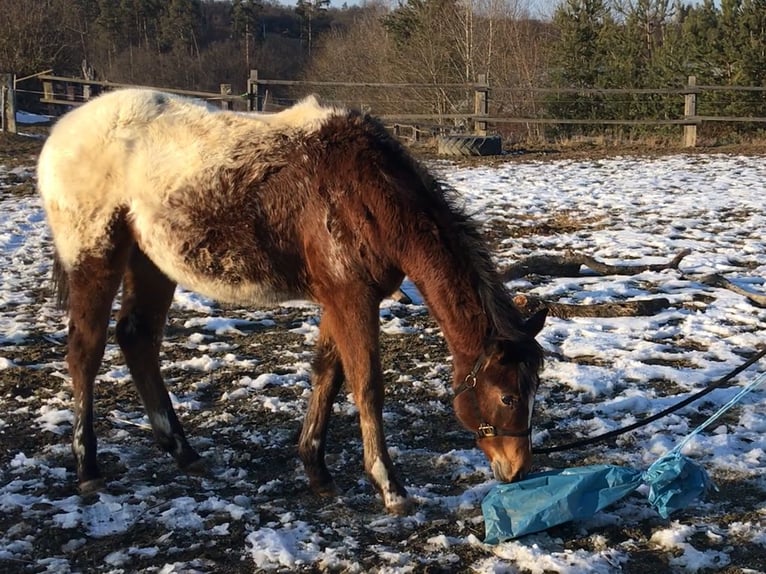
483, 464, 642, 544
644, 452, 714, 519
482, 370, 764, 543
482, 454, 713, 543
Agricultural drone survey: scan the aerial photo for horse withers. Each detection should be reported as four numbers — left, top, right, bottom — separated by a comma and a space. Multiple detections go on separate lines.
37, 89, 546, 513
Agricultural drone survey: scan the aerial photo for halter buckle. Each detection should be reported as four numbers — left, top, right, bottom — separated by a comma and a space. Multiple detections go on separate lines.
477, 423, 497, 438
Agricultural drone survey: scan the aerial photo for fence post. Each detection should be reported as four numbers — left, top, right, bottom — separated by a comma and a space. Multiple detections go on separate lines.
1, 74, 17, 134
220, 83, 232, 110
474, 74, 488, 136
684, 75, 697, 148
43, 79, 54, 102
247, 69, 263, 112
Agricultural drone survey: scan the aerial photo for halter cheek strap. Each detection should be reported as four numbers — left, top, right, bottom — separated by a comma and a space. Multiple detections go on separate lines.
453, 354, 533, 440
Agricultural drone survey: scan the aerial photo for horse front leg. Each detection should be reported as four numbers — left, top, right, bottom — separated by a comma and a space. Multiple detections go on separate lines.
323, 301, 409, 514
66, 255, 126, 493
116, 248, 202, 473
298, 328, 345, 495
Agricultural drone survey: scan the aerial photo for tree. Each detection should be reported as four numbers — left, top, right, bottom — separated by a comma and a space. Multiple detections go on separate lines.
548, 0, 616, 129
382, 0, 475, 116
0, 0, 81, 76
159, 0, 203, 57
550, 0, 614, 89
296, 0, 330, 57
728, 0, 766, 117
678, 0, 721, 76
232, 0, 263, 70
738, 0, 766, 87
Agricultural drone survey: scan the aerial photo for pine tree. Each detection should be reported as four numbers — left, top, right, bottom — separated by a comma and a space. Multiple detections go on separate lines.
296, 0, 330, 57
158, 0, 203, 57
232, 0, 262, 70
679, 0, 722, 79
737, 0, 766, 116
549, 0, 616, 128
739, 0, 766, 86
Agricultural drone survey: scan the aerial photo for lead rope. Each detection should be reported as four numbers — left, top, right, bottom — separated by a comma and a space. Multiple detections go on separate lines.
533, 346, 766, 455
663, 369, 766, 459
644, 369, 766, 483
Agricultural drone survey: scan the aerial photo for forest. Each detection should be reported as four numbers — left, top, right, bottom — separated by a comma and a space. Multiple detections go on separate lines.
1, 0, 765, 141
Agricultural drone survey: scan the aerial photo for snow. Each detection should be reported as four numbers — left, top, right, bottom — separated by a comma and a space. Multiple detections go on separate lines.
1, 150, 765, 571
16, 111, 52, 125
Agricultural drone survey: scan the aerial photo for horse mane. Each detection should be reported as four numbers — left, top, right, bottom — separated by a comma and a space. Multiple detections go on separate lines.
432, 179, 542, 339
350, 112, 544, 371
426, 178, 546, 374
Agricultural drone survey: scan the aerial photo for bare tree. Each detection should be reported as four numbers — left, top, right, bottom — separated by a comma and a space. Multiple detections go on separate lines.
0, 0, 81, 75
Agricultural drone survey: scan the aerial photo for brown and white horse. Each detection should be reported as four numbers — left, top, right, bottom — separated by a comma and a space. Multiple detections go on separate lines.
37, 89, 546, 513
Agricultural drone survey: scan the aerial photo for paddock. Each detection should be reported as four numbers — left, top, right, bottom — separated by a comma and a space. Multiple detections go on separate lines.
1, 147, 765, 572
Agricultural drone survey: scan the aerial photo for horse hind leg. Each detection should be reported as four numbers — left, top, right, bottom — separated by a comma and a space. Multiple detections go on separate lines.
115, 248, 203, 474
64, 244, 132, 493
298, 326, 345, 496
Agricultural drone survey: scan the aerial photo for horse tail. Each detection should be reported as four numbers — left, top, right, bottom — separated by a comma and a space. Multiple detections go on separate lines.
52, 251, 70, 312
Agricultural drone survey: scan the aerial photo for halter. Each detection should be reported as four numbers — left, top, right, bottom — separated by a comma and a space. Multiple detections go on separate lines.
453, 353, 533, 440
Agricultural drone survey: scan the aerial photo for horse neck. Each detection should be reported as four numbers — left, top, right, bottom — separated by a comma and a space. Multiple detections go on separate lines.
402, 243, 490, 366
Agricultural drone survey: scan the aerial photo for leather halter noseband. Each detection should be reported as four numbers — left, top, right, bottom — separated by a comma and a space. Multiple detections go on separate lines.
453, 353, 533, 440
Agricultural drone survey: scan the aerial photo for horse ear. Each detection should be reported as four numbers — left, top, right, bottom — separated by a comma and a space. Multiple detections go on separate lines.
523, 308, 547, 338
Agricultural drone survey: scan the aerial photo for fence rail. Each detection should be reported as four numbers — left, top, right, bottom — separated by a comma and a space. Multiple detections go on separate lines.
34, 74, 240, 109
3, 69, 766, 148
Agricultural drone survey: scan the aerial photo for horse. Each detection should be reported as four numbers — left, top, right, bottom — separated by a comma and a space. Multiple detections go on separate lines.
37, 89, 546, 514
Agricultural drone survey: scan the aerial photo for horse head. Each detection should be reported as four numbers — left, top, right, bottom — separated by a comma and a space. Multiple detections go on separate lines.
453, 308, 547, 482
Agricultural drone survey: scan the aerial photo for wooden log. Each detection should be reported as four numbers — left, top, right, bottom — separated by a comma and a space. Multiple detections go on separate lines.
502, 249, 691, 281
697, 274, 766, 307
513, 294, 673, 319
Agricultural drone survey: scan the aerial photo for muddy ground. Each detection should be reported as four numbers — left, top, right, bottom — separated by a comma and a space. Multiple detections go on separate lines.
0, 131, 764, 573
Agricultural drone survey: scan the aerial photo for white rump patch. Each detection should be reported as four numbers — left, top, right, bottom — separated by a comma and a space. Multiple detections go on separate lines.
37, 88, 347, 303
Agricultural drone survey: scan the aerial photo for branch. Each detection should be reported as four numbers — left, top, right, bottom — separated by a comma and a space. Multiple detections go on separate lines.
513, 294, 673, 319
697, 274, 766, 307
502, 249, 691, 281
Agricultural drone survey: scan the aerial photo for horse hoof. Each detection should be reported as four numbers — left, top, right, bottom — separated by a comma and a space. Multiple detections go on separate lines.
79, 478, 106, 495
180, 457, 208, 477
385, 497, 412, 516
310, 481, 338, 498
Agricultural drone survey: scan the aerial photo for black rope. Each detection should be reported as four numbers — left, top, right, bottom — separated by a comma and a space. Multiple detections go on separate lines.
532, 346, 766, 455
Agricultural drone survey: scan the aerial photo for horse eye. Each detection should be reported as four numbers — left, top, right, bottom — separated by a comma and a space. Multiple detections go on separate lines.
501, 395, 518, 407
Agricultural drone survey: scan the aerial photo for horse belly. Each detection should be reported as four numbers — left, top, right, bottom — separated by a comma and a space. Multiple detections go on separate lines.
134, 215, 308, 306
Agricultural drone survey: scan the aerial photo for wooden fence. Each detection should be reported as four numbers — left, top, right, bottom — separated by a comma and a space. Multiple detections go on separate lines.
4, 70, 766, 148
1, 74, 17, 134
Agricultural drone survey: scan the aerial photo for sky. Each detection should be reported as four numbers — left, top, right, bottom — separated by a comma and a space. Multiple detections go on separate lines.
328, 0, 715, 19
1, 121, 764, 571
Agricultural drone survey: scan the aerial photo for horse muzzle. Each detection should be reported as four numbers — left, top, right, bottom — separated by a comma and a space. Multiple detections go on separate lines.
480, 435, 533, 482
491, 459, 530, 483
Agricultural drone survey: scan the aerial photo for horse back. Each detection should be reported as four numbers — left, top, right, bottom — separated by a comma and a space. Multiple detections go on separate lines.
37, 89, 411, 306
